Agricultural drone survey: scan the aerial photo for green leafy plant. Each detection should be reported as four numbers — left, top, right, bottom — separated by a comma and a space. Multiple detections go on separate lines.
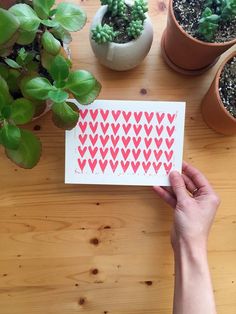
0, 1, 101, 169
198, 0, 236, 41
92, 0, 148, 44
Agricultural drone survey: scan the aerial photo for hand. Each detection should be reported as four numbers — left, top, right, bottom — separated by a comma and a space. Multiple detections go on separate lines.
154, 162, 220, 251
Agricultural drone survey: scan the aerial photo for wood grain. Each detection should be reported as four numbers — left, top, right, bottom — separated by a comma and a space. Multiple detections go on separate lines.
0, 1, 236, 313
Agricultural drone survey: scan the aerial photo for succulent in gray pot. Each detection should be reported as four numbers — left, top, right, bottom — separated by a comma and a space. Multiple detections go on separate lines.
0, 0, 101, 168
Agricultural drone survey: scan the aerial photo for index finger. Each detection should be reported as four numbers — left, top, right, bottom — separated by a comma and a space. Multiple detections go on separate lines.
182, 161, 213, 194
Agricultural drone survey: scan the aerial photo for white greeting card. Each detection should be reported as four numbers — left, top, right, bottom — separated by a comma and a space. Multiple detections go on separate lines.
65, 100, 185, 186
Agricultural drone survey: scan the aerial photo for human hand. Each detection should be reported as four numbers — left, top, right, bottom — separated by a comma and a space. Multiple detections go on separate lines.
154, 162, 220, 252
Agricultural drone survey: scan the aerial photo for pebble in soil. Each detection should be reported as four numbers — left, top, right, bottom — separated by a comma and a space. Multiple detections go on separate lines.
219, 56, 236, 118
173, 0, 236, 43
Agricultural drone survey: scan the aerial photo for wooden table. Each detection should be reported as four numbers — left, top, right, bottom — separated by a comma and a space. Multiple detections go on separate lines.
0, 1, 235, 313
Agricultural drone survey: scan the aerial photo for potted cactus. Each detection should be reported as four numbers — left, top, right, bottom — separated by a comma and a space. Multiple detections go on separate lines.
90, 0, 153, 71
161, 0, 236, 75
201, 51, 236, 135
0, 0, 101, 169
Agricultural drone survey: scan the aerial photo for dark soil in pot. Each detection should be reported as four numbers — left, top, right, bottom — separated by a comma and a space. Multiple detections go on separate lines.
102, 5, 134, 44
219, 56, 236, 117
173, 0, 236, 43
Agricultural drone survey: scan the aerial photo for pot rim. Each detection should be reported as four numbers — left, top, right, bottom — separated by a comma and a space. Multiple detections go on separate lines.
170, 0, 236, 47
213, 51, 236, 123
91, 4, 152, 48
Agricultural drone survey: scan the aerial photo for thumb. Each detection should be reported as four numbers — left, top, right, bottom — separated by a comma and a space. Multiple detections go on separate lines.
169, 171, 189, 203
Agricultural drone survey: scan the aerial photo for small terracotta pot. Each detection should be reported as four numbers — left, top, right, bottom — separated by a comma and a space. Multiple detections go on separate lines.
201, 52, 236, 135
161, 0, 236, 75
90, 0, 153, 71
0, 0, 16, 9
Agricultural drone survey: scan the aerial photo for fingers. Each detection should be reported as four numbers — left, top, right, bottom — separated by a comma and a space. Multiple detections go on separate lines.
182, 161, 213, 193
182, 173, 197, 194
169, 171, 189, 203
153, 186, 176, 208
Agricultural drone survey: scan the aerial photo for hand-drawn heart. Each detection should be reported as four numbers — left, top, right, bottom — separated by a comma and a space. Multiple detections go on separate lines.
101, 122, 109, 135
131, 161, 140, 173
100, 135, 109, 147
133, 137, 141, 149
153, 162, 162, 173
122, 136, 131, 148
121, 160, 130, 172
123, 123, 131, 135
88, 159, 97, 173
111, 123, 120, 135
166, 138, 174, 149
90, 109, 99, 120
165, 150, 173, 162
79, 134, 87, 145
79, 121, 87, 133
144, 138, 152, 148
78, 146, 87, 158
99, 159, 108, 173
154, 138, 163, 149
132, 149, 141, 160
80, 109, 88, 120
112, 110, 121, 121
122, 111, 132, 123
109, 160, 119, 172
156, 113, 165, 124
156, 125, 164, 136
100, 147, 108, 159
100, 109, 109, 121
89, 122, 98, 133
89, 134, 98, 146
167, 113, 176, 124
134, 112, 142, 123
167, 126, 175, 137
133, 124, 142, 136
88, 146, 98, 158
121, 148, 131, 160
154, 150, 163, 161
111, 135, 120, 147
144, 124, 153, 136
144, 112, 154, 124
164, 162, 172, 174
110, 147, 119, 160
142, 161, 151, 173
78, 159, 86, 171
143, 149, 151, 161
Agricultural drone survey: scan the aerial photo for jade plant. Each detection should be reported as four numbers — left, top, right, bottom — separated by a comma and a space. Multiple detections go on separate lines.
0, 0, 101, 169
198, 0, 236, 41
91, 0, 148, 44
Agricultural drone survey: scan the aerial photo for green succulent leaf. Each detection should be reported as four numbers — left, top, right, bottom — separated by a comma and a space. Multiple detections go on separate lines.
32, 0, 55, 20
66, 70, 101, 105
16, 28, 37, 45
11, 98, 35, 125
52, 102, 79, 130
9, 4, 40, 32
0, 8, 20, 45
1, 105, 12, 119
5, 129, 42, 169
6, 69, 21, 94
0, 75, 13, 108
0, 63, 9, 80
55, 3, 86, 32
51, 25, 72, 44
42, 31, 61, 56
49, 54, 70, 82
41, 19, 59, 27
4, 58, 22, 69
1, 123, 21, 150
22, 77, 53, 100
40, 49, 55, 71
48, 89, 69, 103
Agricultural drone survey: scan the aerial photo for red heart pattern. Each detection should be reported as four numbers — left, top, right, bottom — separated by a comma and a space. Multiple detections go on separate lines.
77, 108, 177, 175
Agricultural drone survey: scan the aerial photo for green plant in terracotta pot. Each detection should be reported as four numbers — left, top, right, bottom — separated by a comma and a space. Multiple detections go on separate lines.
0, 0, 101, 168
161, 0, 236, 75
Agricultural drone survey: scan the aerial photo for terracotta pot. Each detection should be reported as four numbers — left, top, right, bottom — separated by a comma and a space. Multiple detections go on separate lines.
201, 52, 236, 135
90, 0, 153, 71
161, 0, 236, 75
0, 0, 16, 9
